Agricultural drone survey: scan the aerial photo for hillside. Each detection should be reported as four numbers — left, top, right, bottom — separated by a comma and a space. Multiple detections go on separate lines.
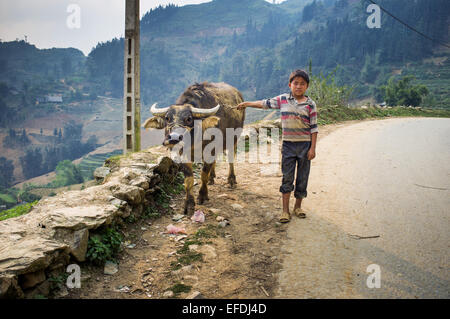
86, 0, 450, 110
0, 0, 449, 192
0, 40, 85, 90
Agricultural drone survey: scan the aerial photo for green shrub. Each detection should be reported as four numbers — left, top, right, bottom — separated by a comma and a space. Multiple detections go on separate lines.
143, 206, 161, 220
168, 282, 192, 297
86, 226, 123, 265
48, 272, 70, 294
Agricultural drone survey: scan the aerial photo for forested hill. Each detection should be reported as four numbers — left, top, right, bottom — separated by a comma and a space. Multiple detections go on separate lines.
0, 40, 85, 88
1, 0, 449, 115
87, 0, 450, 110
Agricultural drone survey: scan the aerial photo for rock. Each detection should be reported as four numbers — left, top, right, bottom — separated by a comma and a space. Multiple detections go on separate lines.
111, 184, 145, 205
0, 274, 24, 299
104, 261, 118, 275
188, 245, 199, 252
41, 205, 119, 230
149, 175, 161, 188
181, 265, 193, 273
231, 203, 243, 211
218, 220, 230, 228
0, 232, 70, 277
94, 167, 111, 183
155, 157, 173, 175
163, 290, 174, 298
216, 216, 225, 222
69, 228, 89, 262
117, 286, 130, 293
186, 291, 204, 299
183, 275, 199, 283
175, 235, 187, 242
20, 270, 46, 290
198, 245, 217, 260
209, 208, 220, 214
172, 265, 193, 276
121, 168, 138, 181
126, 244, 136, 249
56, 286, 69, 298
110, 198, 127, 208
130, 176, 150, 190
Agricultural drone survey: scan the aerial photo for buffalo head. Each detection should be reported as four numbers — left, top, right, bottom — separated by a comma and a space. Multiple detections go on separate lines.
143, 103, 221, 147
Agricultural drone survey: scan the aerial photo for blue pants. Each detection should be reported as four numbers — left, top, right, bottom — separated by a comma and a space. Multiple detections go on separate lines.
280, 141, 311, 198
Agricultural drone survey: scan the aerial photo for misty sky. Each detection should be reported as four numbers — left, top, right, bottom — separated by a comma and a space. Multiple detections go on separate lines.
0, 0, 286, 56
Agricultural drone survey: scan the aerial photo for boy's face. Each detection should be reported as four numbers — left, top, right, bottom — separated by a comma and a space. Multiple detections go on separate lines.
289, 76, 309, 97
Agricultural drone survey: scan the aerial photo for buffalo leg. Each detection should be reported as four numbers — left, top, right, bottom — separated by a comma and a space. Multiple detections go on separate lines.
198, 162, 213, 204
228, 144, 238, 188
208, 162, 216, 185
182, 163, 195, 215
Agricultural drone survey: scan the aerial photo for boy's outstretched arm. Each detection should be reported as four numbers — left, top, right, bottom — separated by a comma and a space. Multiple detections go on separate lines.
236, 101, 264, 110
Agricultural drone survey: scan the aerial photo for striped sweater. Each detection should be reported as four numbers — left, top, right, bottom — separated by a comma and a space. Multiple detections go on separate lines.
262, 93, 318, 142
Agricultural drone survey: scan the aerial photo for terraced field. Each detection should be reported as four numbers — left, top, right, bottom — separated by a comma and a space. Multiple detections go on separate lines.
78, 149, 123, 179
403, 56, 450, 109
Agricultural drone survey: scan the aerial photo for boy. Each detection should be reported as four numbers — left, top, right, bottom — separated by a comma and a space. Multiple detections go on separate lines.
236, 69, 318, 223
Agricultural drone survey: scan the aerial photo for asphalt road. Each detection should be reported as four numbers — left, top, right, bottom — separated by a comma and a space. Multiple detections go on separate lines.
276, 117, 450, 298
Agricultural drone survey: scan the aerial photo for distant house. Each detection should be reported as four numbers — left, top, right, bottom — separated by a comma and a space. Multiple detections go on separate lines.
45, 94, 63, 103
36, 94, 63, 104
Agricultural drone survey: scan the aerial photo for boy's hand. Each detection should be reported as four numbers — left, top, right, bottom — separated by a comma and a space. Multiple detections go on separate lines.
307, 148, 316, 160
235, 102, 248, 110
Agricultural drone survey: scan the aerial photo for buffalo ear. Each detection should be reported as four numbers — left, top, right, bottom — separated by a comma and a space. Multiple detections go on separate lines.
202, 116, 220, 130
143, 116, 165, 129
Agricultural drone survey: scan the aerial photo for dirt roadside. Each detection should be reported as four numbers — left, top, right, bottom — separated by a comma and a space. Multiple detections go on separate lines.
58, 117, 414, 299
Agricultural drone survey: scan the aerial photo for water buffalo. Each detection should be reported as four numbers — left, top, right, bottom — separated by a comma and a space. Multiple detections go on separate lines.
143, 82, 245, 215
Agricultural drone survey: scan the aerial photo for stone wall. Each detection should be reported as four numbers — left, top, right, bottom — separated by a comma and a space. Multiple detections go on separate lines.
0, 146, 180, 298
0, 120, 281, 299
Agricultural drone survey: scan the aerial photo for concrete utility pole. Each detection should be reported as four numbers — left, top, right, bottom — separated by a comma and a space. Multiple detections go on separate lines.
123, 0, 141, 153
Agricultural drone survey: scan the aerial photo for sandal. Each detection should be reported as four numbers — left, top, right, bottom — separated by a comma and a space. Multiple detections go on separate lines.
279, 211, 291, 223
294, 208, 306, 218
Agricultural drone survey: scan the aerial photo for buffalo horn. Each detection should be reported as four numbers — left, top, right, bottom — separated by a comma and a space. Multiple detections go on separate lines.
150, 103, 169, 117
190, 104, 220, 118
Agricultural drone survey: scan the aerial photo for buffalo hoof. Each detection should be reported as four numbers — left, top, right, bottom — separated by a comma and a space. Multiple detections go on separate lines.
184, 205, 195, 215
197, 194, 209, 205
184, 197, 195, 215
228, 177, 237, 189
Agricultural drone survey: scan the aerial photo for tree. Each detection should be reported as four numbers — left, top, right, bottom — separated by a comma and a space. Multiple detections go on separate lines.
61, 55, 72, 75
0, 157, 14, 188
381, 76, 429, 106
52, 160, 84, 187
20, 148, 43, 179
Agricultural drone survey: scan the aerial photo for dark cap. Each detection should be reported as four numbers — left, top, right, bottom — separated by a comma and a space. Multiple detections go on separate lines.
289, 69, 310, 84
